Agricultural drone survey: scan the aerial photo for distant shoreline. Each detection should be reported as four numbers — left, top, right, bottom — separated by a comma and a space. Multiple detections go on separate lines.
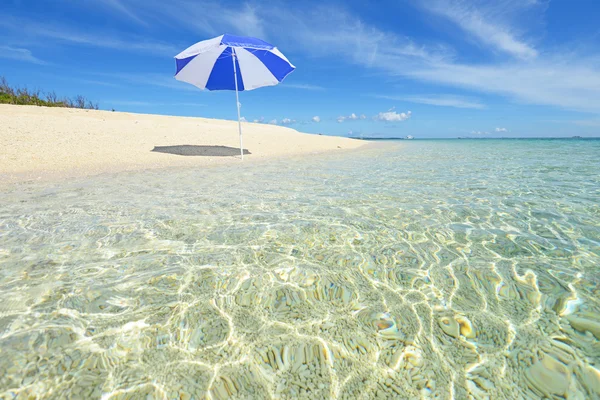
357, 136, 600, 140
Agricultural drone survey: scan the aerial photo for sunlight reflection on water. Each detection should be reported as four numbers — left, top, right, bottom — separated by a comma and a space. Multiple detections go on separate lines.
0, 140, 599, 399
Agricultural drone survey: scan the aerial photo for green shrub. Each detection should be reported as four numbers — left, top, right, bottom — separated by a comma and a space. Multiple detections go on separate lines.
0, 76, 99, 110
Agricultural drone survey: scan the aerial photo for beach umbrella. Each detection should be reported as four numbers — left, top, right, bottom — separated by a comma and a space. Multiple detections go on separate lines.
174, 34, 296, 160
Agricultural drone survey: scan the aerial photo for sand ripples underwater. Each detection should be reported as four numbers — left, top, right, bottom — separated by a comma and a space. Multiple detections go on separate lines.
0, 140, 599, 399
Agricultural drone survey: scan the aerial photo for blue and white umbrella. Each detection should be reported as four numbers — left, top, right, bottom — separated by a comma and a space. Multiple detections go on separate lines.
174, 34, 296, 159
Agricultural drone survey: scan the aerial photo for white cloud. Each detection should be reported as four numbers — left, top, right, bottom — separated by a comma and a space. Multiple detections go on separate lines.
239, 116, 247, 122
262, 118, 295, 125
375, 94, 486, 109
471, 130, 489, 135
0, 45, 46, 65
495, 127, 508, 132
253, 117, 265, 123
312, 116, 321, 123
375, 109, 412, 122
337, 113, 363, 123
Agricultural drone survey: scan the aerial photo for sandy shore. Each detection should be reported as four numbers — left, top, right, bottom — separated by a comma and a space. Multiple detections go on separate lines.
0, 105, 365, 185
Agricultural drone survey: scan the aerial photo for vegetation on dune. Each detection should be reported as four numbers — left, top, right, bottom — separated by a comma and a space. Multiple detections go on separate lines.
0, 76, 99, 110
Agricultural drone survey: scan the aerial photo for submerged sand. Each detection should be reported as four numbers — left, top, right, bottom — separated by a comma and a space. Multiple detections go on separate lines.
1, 140, 599, 398
0, 105, 364, 184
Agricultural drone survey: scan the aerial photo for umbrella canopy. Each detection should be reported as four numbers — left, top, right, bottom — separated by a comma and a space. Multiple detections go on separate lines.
174, 34, 295, 160
175, 34, 295, 91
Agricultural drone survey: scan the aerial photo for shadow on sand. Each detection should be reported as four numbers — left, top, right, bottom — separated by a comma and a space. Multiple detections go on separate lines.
151, 145, 250, 157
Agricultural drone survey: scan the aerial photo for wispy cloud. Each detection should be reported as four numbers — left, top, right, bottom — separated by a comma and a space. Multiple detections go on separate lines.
312, 116, 321, 123
90, 72, 198, 92
271, 5, 452, 68
68, 1, 449, 65
0, 45, 47, 65
271, 3, 600, 114
405, 95, 485, 109
223, 3, 266, 39
404, 59, 600, 113
95, 0, 266, 39
99, 0, 149, 26
0, 17, 178, 56
374, 94, 485, 109
280, 83, 325, 91
418, 0, 540, 60
495, 127, 508, 132
97, 1, 447, 65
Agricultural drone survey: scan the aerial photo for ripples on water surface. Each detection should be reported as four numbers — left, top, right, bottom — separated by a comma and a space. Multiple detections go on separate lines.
0, 139, 599, 399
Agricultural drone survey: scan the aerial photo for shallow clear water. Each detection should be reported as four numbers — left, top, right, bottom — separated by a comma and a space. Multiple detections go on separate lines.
1, 140, 599, 399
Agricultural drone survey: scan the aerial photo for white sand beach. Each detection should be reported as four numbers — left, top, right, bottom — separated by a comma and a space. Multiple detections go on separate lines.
0, 104, 365, 184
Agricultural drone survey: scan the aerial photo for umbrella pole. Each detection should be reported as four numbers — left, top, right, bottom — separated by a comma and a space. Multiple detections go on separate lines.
232, 50, 243, 160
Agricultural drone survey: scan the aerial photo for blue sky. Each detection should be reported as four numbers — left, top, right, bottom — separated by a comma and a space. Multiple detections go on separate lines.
1, 0, 599, 138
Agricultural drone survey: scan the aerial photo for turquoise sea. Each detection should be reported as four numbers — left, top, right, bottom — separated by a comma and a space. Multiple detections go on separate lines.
1, 139, 599, 399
